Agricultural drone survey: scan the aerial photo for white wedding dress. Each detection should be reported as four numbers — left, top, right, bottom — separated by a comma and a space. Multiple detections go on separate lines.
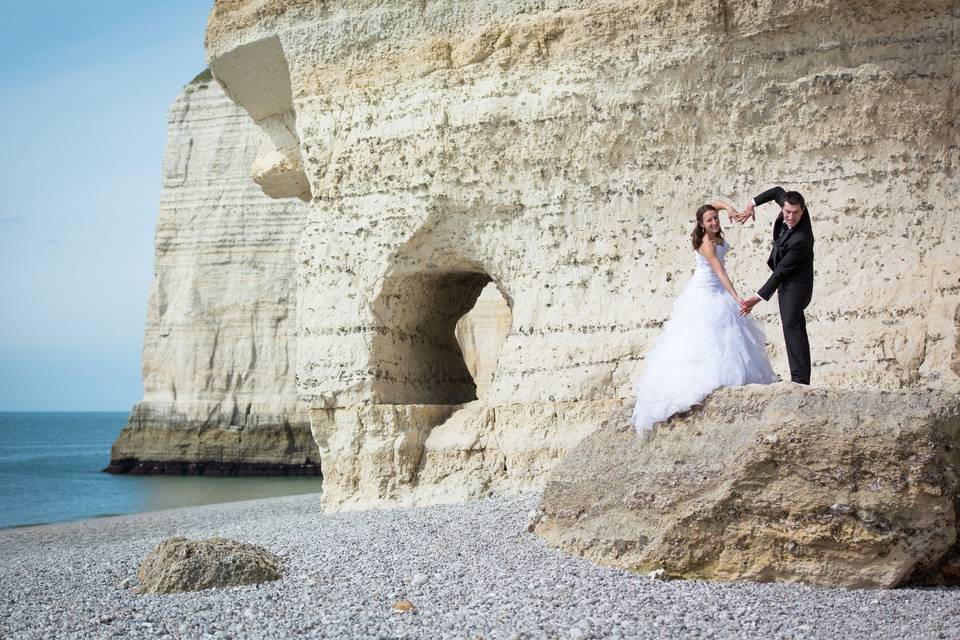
631, 242, 776, 432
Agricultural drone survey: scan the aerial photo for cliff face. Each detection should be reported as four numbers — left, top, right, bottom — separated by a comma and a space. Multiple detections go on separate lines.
108, 72, 317, 474
203, 0, 958, 504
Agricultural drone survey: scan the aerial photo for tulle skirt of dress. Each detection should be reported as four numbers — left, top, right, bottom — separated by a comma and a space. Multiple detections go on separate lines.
631, 279, 777, 433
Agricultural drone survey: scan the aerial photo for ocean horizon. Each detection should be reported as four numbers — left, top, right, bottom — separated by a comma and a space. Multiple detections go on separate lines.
0, 411, 322, 529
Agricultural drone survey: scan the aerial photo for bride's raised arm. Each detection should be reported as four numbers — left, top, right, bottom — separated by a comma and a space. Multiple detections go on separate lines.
698, 240, 743, 305
709, 198, 740, 222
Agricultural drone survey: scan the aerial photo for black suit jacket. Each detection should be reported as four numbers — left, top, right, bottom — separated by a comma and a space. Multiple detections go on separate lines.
755, 187, 815, 301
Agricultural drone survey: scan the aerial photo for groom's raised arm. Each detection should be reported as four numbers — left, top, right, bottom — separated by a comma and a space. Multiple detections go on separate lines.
752, 186, 786, 209
737, 186, 784, 223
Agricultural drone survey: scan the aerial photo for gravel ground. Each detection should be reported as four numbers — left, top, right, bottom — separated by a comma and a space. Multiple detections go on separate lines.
1, 493, 958, 639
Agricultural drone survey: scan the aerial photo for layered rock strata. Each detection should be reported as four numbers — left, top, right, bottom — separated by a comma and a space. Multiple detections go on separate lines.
204, 0, 959, 507
108, 71, 317, 475
534, 384, 960, 589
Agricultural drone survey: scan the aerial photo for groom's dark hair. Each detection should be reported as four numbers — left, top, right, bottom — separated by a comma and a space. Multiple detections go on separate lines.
783, 191, 807, 213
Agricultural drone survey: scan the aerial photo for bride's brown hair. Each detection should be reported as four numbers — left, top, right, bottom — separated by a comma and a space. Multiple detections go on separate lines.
690, 204, 723, 250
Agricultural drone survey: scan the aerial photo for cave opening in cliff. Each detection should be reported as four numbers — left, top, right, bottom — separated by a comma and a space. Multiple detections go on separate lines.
370, 270, 512, 405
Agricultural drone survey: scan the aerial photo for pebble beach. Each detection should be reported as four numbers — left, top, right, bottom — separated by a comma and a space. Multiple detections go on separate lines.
1, 493, 958, 639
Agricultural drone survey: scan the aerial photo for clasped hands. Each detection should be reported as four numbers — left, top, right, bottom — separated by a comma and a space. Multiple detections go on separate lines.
739, 295, 761, 316
725, 202, 760, 316
726, 202, 756, 225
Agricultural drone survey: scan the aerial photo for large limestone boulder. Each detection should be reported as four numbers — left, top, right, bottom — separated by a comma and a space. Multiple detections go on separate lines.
136, 537, 282, 594
203, 0, 959, 507
533, 384, 960, 588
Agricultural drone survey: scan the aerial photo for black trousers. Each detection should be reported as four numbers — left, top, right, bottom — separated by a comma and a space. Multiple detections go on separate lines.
777, 282, 813, 384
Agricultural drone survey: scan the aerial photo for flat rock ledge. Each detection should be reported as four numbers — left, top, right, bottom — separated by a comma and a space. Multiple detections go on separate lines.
136, 537, 282, 594
533, 384, 960, 589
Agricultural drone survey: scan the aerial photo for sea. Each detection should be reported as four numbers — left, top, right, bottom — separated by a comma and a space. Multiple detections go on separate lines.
0, 412, 323, 529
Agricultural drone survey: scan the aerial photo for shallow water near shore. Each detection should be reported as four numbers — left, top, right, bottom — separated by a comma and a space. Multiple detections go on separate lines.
0, 412, 322, 528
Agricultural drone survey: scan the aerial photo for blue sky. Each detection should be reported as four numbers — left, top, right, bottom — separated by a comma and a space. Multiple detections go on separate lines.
0, 2, 212, 410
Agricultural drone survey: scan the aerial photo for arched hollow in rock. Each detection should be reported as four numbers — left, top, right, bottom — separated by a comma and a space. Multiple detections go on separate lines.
370, 269, 497, 405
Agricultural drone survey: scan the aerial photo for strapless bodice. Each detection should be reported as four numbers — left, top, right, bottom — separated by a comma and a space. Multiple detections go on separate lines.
690, 242, 728, 291
694, 241, 728, 268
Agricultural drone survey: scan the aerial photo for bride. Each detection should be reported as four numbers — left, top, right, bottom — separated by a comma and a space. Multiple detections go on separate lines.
631, 201, 777, 432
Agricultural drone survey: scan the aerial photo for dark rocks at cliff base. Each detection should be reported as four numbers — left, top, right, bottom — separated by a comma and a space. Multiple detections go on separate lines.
104, 458, 321, 476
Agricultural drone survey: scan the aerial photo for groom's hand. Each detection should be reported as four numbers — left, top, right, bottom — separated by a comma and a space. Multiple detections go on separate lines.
739, 295, 761, 316
735, 203, 756, 224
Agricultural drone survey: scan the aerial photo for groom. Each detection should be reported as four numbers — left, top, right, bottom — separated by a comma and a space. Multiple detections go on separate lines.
736, 187, 815, 385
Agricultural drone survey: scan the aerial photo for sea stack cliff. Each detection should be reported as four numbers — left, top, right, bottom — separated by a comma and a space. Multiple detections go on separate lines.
107, 71, 318, 475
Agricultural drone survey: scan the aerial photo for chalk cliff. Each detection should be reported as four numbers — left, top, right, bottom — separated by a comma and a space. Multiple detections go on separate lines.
203, 0, 958, 506
108, 71, 317, 475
